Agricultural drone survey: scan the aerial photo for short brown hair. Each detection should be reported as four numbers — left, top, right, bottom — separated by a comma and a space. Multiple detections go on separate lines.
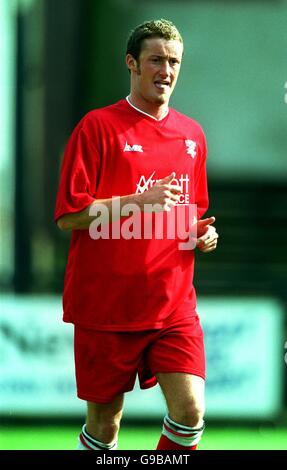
126, 19, 183, 62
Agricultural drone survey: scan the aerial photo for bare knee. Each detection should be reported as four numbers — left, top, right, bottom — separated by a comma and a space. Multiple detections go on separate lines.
86, 397, 123, 444
89, 421, 120, 444
169, 401, 205, 428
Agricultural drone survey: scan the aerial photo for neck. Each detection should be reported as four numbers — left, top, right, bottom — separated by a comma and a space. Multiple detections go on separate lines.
127, 93, 169, 121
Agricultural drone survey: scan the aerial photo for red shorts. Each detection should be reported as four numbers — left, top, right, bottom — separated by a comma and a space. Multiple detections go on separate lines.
74, 314, 205, 403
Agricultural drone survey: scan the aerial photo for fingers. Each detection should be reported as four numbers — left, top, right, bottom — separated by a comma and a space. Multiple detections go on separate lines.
196, 216, 216, 238
197, 233, 219, 252
162, 193, 180, 211
197, 216, 216, 227
197, 231, 218, 245
165, 183, 182, 194
164, 189, 181, 202
197, 226, 217, 244
158, 174, 182, 194
199, 242, 218, 253
155, 175, 182, 212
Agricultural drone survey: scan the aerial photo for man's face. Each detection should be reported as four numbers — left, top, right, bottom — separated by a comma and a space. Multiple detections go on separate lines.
128, 37, 183, 106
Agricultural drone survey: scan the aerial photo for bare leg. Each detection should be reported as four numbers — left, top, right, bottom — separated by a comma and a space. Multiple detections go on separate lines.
156, 373, 205, 427
155, 373, 205, 449
86, 394, 124, 445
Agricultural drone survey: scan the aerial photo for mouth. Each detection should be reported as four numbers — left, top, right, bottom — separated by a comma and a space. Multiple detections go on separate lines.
154, 80, 171, 91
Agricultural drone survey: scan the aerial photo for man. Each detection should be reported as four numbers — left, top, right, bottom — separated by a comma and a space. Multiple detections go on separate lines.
55, 19, 218, 451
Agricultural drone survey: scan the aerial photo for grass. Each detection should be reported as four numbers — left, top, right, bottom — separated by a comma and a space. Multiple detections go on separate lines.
0, 425, 287, 450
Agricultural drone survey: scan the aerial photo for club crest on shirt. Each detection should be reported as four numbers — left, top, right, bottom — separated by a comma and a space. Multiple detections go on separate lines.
124, 141, 143, 153
185, 139, 197, 159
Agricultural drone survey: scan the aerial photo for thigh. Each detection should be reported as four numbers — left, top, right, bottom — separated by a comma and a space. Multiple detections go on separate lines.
156, 372, 205, 415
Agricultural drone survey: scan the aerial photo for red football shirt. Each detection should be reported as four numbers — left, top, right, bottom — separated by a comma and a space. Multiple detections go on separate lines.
54, 98, 208, 331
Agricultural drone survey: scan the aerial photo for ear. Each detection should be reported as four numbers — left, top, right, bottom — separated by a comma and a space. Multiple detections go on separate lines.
126, 54, 138, 73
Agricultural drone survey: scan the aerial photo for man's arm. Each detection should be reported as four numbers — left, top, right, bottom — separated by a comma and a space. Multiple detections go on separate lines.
57, 194, 141, 231
57, 172, 181, 231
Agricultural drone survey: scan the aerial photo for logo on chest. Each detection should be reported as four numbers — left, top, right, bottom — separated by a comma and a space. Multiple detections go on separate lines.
124, 141, 143, 153
136, 172, 190, 205
185, 139, 197, 159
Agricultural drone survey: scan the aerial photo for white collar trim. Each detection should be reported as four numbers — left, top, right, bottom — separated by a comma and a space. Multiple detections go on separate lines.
126, 96, 169, 121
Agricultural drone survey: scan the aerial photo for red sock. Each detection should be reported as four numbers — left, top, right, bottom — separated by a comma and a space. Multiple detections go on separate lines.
157, 434, 197, 451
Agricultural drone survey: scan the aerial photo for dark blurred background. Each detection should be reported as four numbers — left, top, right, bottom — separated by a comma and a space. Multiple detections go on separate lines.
1, 0, 287, 448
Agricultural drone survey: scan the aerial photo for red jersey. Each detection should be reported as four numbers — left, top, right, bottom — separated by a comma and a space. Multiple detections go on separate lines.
54, 98, 208, 331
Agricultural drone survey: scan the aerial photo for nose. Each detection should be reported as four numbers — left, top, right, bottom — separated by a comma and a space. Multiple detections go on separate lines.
159, 60, 171, 77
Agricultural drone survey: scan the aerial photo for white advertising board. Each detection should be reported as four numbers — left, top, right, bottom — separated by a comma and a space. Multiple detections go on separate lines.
0, 295, 284, 419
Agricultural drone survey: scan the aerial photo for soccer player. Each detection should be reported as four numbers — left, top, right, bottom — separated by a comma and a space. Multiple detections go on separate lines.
54, 19, 218, 451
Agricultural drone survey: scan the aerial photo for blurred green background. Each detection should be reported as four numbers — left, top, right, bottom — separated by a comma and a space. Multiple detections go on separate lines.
0, 0, 287, 450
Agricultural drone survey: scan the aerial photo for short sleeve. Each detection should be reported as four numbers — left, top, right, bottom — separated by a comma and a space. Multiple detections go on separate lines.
54, 122, 101, 223
194, 130, 209, 220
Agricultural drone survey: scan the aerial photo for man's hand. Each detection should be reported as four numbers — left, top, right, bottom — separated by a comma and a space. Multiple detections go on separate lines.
196, 216, 219, 253
137, 172, 182, 212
